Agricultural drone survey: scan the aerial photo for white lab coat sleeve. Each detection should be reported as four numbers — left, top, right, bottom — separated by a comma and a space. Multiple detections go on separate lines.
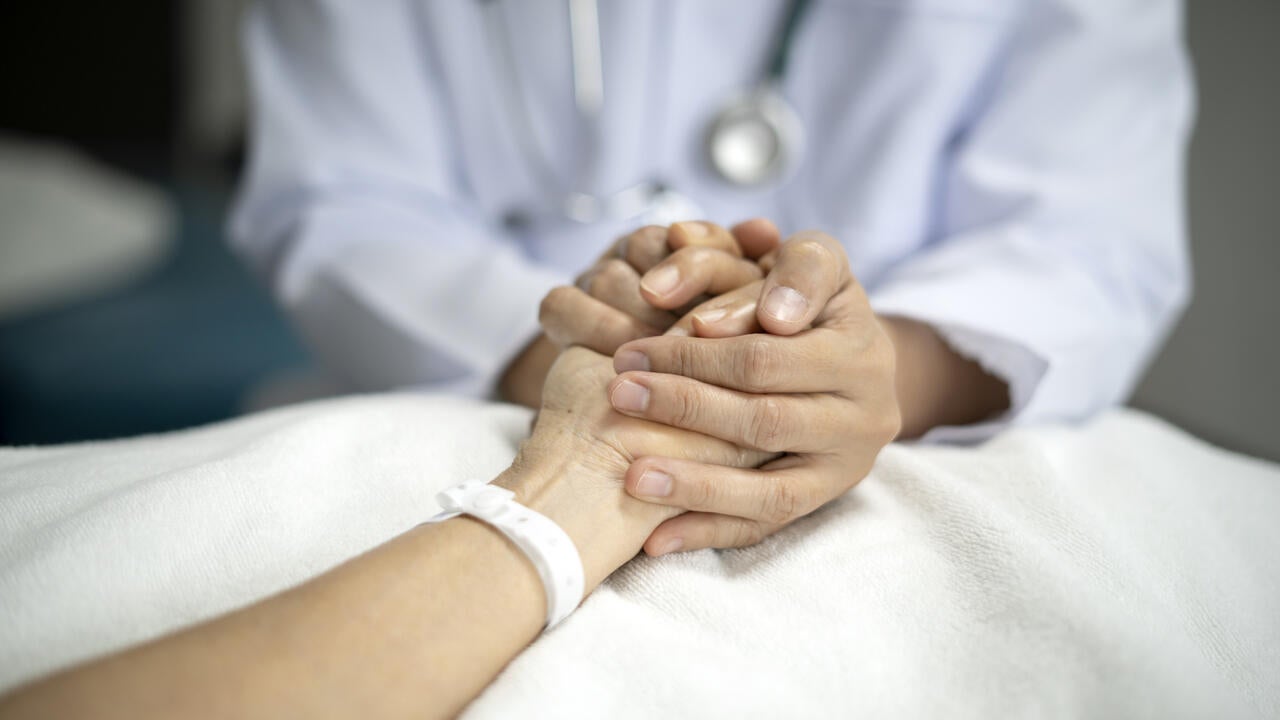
868, 0, 1195, 442
230, 1, 564, 397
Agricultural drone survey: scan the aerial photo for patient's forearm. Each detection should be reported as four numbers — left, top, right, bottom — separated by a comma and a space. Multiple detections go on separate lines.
0, 520, 543, 719
0, 348, 738, 719
0, 450, 656, 720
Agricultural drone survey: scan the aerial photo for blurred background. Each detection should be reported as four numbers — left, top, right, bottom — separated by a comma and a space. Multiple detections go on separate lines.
0, 2, 1275, 460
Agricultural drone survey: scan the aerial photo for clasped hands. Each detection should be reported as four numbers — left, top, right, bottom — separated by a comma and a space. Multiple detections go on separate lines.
528, 219, 903, 556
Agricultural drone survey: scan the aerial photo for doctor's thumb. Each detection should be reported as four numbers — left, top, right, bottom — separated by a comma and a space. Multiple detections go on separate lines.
756, 231, 849, 335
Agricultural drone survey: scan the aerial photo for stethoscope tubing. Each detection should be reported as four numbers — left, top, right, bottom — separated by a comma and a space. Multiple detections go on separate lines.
483, 0, 809, 224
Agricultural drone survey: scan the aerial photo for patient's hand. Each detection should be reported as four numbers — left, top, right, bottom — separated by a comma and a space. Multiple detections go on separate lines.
497, 344, 773, 587
498, 220, 780, 408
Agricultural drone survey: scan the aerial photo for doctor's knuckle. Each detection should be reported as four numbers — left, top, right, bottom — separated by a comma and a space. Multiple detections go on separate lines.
745, 397, 788, 451
601, 258, 633, 280
686, 474, 717, 509
590, 259, 632, 296
871, 392, 904, 443
667, 384, 705, 429
626, 226, 668, 264
761, 481, 803, 524
637, 225, 666, 242
787, 236, 836, 269
851, 401, 900, 446
539, 286, 574, 322
663, 340, 696, 378
736, 337, 780, 392
726, 521, 762, 548
831, 405, 860, 443
868, 334, 897, 379
879, 406, 904, 444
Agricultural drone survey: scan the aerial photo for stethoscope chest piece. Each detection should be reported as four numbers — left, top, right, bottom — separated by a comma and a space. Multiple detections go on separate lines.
706, 85, 805, 188
487, 0, 811, 222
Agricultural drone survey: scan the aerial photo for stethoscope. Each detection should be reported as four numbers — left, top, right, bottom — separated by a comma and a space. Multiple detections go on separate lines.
483, 0, 811, 228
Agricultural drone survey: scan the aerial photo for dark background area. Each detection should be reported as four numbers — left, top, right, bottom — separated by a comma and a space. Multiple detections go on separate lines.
0, 3, 1276, 459
1, 5, 179, 170
0, 2, 309, 444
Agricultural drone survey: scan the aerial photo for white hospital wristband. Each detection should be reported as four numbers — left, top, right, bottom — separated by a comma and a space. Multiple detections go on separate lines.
427, 480, 585, 629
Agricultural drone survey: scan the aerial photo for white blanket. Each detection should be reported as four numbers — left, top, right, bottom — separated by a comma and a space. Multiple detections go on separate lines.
0, 396, 1277, 718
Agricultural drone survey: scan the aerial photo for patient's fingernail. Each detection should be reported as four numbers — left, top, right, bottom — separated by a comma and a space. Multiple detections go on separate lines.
614, 349, 649, 373
762, 286, 808, 324
641, 265, 680, 296
657, 538, 684, 556
691, 308, 728, 325
635, 469, 673, 497
610, 380, 650, 412
666, 325, 690, 337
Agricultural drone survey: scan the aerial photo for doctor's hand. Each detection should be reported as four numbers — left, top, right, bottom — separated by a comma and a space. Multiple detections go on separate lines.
608, 230, 1009, 555
604, 231, 902, 554
499, 220, 780, 408
546, 219, 780, 350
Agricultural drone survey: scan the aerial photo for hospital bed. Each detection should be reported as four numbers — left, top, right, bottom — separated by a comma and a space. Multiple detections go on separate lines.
0, 395, 1276, 717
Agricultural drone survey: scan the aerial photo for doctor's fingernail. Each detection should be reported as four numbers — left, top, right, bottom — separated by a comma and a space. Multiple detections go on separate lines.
635, 469, 673, 497
610, 380, 650, 413
614, 349, 649, 373
762, 286, 808, 323
641, 265, 681, 296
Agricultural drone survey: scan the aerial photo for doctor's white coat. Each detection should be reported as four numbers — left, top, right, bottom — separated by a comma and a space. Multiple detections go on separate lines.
231, 0, 1194, 441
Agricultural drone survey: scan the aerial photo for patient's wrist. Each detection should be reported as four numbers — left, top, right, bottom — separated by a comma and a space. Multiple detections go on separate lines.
494, 431, 675, 590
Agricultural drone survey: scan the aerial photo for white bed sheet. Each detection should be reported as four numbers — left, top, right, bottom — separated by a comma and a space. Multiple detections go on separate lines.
0, 395, 1276, 718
